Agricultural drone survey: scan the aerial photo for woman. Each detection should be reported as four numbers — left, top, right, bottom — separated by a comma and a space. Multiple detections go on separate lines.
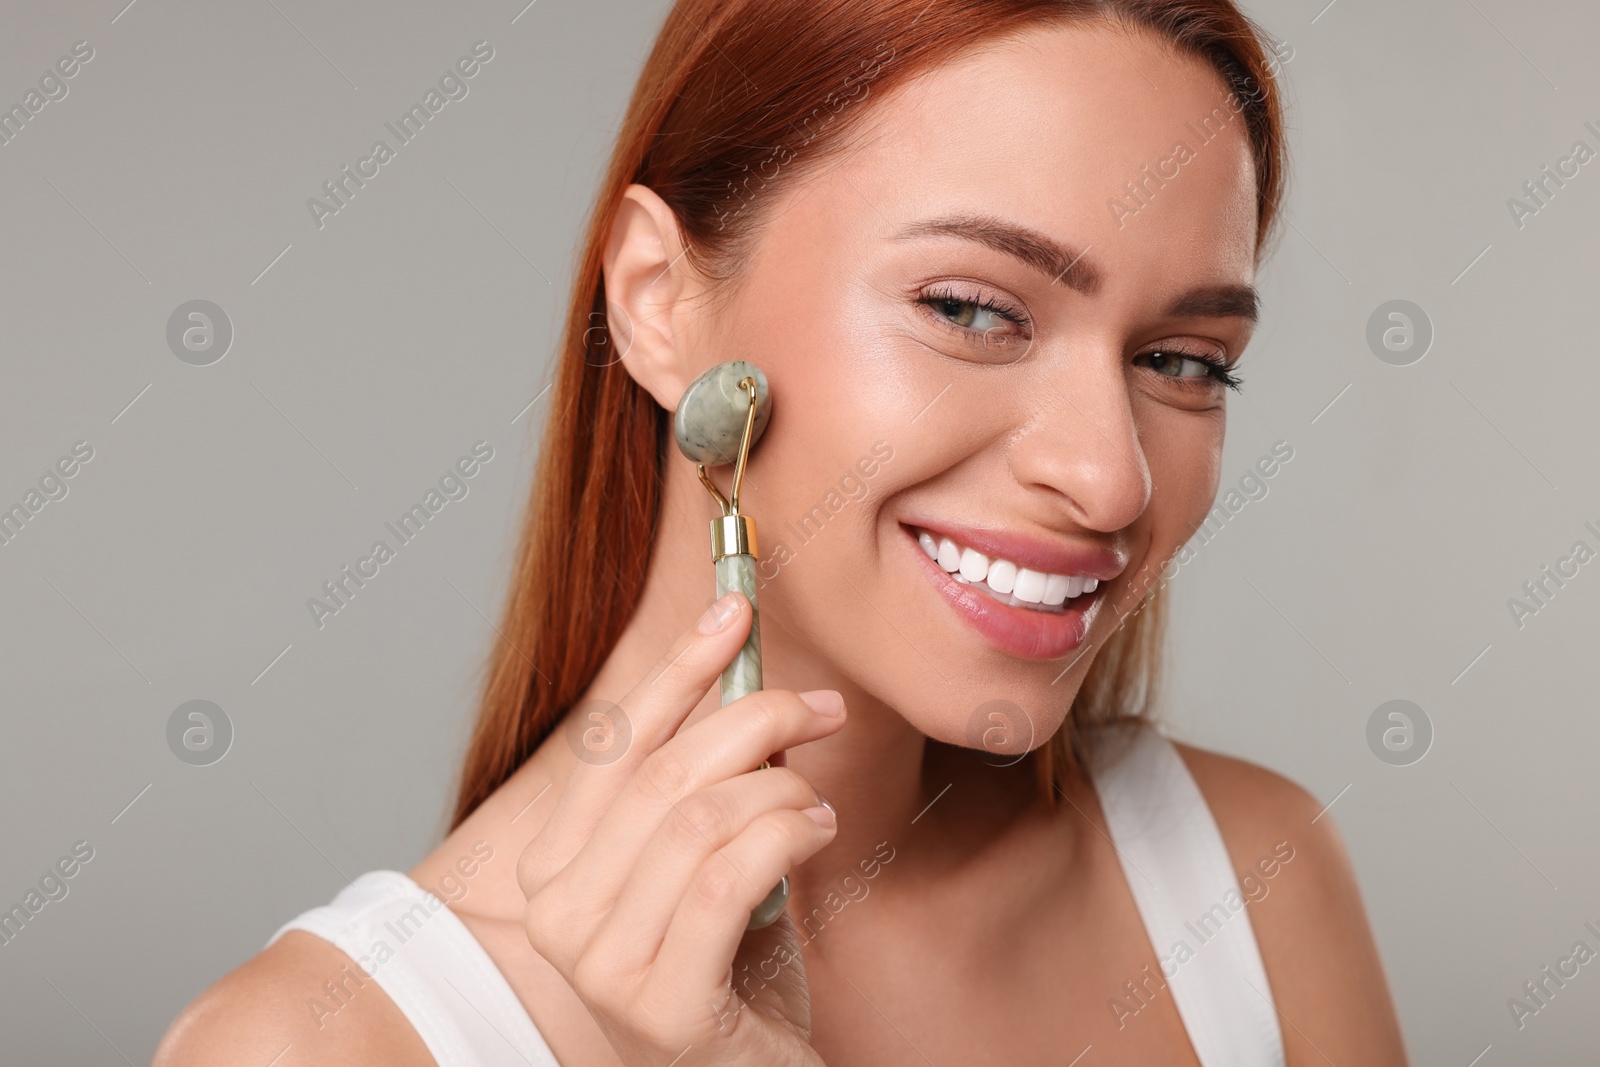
158, 0, 1407, 1063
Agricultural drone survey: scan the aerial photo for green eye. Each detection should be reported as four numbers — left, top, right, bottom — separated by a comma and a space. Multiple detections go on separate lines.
915, 287, 1030, 346
1134, 349, 1243, 391
1141, 351, 1211, 378
931, 297, 1011, 332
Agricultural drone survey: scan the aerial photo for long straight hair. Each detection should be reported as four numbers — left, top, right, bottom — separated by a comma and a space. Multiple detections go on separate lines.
452, 0, 1289, 828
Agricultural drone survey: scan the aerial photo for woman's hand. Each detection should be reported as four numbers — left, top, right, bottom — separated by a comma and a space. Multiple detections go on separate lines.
517, 591, 846, 1066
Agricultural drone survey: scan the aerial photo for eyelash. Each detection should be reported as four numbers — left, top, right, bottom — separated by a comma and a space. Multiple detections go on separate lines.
914, 285, 1243, 392
914, 284, 1031, 340
1135, 346, 1245, 393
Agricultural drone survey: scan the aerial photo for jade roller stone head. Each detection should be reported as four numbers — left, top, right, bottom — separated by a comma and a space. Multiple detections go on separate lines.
671, 360, 789, 930
673, 360, 771, 468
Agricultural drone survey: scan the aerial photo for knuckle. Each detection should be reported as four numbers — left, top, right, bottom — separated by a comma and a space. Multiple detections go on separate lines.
521, 897, 555, 952
691, 862, 746, 910
571, 951, 615, 1006
639, 750, 695, 801
666, 793, 728, 850
515, 841, 550, 897
739, 691, 792, 738
753, 808, 815, 864
649, 636, 703, 689
765, 765, 813, 800
631, 991, 685, 1048
755, 810, 800, 852
759, 693, 795, 733
521, 869, 584, 962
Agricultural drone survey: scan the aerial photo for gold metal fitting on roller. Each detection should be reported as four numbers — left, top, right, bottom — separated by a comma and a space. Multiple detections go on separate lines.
695, 375, 762, 563
710, 514, 757, 561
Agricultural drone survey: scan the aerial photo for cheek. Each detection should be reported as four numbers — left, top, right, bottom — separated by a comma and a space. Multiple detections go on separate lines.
723, 270, 904, 610
728, 216, 936, 551
1138, 405, 1225, 558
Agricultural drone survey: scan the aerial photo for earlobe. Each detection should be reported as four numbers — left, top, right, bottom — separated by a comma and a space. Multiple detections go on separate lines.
601, 184, 702, 411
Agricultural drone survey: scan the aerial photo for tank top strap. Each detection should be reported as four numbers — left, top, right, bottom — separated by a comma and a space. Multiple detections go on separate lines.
1089, 724, 1286, 1066
268, 870, 560, 1067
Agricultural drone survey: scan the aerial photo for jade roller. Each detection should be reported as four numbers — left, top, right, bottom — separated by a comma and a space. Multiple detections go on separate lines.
672, 360, 789, 930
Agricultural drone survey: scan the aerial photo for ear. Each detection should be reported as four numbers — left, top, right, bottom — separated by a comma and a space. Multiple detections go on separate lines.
601, 184, 706, 411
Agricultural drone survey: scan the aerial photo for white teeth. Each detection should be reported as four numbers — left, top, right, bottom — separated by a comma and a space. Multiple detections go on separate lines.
986, 559, 1017, 594
913, 526, 1103, 612
1013, 568, 1047, 603
959, 547, 989, 582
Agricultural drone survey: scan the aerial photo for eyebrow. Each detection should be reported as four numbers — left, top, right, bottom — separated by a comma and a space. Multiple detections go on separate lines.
1164, 284, 1259, 323
892, 212, 1259, 323
895, 213, 1102, 294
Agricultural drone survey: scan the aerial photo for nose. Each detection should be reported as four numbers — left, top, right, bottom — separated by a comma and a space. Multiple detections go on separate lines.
1007, 353, 1151, 534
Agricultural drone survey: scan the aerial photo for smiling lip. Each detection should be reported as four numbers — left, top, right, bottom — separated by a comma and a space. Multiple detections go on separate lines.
898, 522, 1118, 661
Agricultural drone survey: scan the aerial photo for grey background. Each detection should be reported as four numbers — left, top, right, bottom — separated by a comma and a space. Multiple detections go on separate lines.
1, 0, 1595, 1062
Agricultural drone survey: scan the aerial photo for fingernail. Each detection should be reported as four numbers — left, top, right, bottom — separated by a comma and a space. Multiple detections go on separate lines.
799, 690, 845, 717
802, 805, 836, 829
697, 593, 741, 634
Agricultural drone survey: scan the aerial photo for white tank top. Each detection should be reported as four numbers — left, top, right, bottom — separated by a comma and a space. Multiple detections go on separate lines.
268, 727, 1284, 1066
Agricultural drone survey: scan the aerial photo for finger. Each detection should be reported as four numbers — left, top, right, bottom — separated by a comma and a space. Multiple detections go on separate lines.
554, 689, 844, 911
645, 806, 836, 1012
518, 592, 753, 897
625, 590, 755, 754
581, 765, 825, 977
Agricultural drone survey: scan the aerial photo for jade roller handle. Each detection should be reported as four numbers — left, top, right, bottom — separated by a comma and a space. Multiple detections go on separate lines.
715, 553, 763, 703
716, 553, 790, 930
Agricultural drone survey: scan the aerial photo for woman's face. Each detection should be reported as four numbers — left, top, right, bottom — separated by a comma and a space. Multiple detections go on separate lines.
681, 21, 1259, 751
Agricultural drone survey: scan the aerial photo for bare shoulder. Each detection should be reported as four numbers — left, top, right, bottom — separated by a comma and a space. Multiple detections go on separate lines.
1170, 742, 1325, 864
153, 930, 434, 1067
1171, 741, 1410, 1066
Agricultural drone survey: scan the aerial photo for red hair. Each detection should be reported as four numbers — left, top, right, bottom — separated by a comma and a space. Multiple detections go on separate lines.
452, 0, 1289, 828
